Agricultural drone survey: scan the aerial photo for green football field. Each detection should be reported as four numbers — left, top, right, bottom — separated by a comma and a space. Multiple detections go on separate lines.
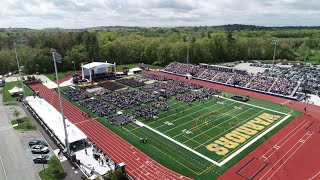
127, 95, 289, 164
62, 82, 300, 179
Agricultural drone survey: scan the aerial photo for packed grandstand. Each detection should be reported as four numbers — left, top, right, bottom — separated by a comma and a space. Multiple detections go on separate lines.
163, 62, 301, 97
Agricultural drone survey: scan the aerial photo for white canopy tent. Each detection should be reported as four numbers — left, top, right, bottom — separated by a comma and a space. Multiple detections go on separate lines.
128, 67, 142, 75
26, 96, 87, 146
8, 86, 23, 95
81, 62, 116, 82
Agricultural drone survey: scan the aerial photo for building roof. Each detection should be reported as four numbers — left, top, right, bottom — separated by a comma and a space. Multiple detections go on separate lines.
82, 62, 116, 69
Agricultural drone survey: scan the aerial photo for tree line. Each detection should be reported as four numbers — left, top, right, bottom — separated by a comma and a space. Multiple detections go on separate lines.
0, 25, 319, 75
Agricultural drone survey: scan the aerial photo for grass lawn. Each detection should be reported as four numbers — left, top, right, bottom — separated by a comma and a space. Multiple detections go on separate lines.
11, 117, 36, 130
62, 80, 300, 179
44, 71, 78, 81
2, 81, 33, 102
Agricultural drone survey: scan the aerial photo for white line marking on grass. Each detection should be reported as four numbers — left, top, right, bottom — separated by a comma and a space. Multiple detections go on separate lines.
217, 114, 291, 167
188, 108, 264, 145
214, 95, 289, 116
156, 100, 234, 131
134, 120, 220, 166
174, 104, 256, 139
162, 101, 239, 133
147, 98, 227, 126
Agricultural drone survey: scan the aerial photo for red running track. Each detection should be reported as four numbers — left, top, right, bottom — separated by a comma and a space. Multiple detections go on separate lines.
28, 83, 190, 180
148, 71, 320, 180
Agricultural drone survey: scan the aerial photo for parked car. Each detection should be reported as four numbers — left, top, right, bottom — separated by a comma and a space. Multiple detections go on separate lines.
29, 140, 48, 147
31, 145, 49, 154
33, 155, 51, 164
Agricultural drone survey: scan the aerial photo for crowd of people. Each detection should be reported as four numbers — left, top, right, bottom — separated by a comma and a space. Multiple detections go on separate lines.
99, 81, 126, 91
102, 93, 140, 109
141, 79, 201, 98
270, 78, 297, 95
248, 76, 275, 92
62, 89, 91, 101
176, 88, 220, 102
79, 98, 117, 116
135, 74, 168, 82
132, 107, 158, 118
116, 78, 145, 87
152, 102, 169, 111
164, 62, 299, 96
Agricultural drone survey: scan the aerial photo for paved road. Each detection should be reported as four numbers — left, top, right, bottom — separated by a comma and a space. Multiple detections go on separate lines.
0, 90, 38, 180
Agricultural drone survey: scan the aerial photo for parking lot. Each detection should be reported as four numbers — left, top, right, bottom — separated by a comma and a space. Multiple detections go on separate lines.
0, 94, 54, 180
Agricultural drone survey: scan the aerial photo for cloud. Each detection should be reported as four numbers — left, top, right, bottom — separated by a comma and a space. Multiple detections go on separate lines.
0, 0, 319, 29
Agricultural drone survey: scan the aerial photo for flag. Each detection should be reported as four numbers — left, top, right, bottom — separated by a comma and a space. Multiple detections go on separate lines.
52, 52, 62, 63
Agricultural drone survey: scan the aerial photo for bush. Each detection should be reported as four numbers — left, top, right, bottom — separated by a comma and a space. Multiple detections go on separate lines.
51, 169, 66, 178
47, 156, 66, 179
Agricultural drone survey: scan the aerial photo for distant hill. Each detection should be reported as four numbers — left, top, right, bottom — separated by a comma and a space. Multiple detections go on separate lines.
2, 24, 320, 31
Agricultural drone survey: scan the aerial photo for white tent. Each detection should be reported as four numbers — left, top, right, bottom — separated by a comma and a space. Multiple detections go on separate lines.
128, 67, 142, 75
26, 96, 87, 146
8, 86, 23, 95
81, 62, 116, 81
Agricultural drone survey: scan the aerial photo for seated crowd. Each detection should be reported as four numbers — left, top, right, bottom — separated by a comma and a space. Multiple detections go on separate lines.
99, 81, 126, 91
141, 80, 201, 98
164, 62, 298, 96
116, 78, 145, 87
79, 98, 117, 116
62, 89, 91, 101
132, 107, 157, 118
152, 102, 169, 111
248, 76, 274, 92
270, 78, 297, 95
135, 74, 168, 82
228, 73, 252, 87
102, 93, 140, 109
176, 88, 220, 102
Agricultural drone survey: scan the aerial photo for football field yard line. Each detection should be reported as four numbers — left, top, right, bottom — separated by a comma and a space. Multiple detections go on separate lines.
215, 95, 289, 116
172, 104, 256, 139
134, 120, 220, 166
183, 107, 264, 144
161, 101, 238, 132
157, 100, 235, 131
217, 114, 291, 166
147, 97, 226, 126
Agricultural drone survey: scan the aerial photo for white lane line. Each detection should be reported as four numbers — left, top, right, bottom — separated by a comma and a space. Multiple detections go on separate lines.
0, 154, 7, 180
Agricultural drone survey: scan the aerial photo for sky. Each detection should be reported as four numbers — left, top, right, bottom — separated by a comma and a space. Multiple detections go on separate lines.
0, 0, 320, 29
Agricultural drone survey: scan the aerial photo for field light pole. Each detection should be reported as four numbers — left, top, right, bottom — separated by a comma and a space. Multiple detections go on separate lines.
52, 52, 71, 158
13, 42, 26, 99
186, 37, 191, 64
271, 40, 279, 70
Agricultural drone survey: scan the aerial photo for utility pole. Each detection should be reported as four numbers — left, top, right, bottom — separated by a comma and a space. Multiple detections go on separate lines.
13, 42, 26, 99
52, 52, 70, 158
